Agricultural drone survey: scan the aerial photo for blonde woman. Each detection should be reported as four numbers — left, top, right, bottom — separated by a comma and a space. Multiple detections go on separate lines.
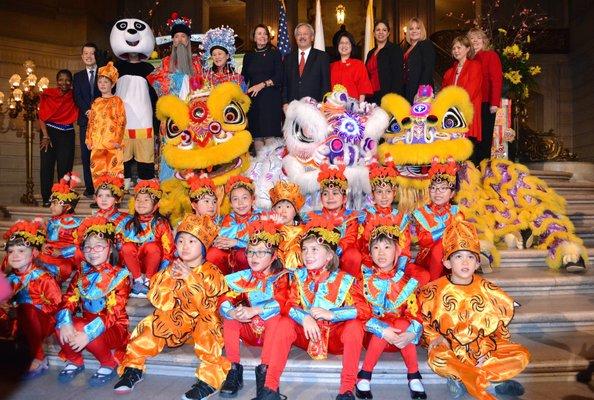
402, 18, 435, 104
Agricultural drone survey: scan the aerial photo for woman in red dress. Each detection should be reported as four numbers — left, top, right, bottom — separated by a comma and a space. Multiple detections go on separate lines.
468, 27, 503, 163
330, 31, 373, 102
442, 36, 483, 145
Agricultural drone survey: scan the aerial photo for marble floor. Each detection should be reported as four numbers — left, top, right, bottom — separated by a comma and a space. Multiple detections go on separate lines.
1, 368, 593, 400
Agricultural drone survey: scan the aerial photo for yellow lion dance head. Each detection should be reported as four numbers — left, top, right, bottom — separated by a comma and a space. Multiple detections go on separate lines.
156, 82, 252, 224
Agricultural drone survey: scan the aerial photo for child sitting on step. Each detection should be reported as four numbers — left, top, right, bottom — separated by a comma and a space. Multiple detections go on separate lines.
187, 174, 220, 220
5, 220, 62, 379
93, 173, 129, 230
418, 216, 530, 399
114, 214, 231, 400
120, 179, 174, 297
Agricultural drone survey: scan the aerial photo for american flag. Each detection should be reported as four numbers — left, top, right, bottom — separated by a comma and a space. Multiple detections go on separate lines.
277, 0, 292, 57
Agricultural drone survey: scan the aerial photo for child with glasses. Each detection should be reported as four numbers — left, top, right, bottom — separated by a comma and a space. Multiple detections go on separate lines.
410, 161, 460, 283
219, 220, 290, 398
55, 216, 130, 387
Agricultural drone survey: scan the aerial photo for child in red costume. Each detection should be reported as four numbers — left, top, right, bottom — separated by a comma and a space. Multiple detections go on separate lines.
258, 215, 368, 400
93, 173, 129, 232
207, 176, 260, 275
55, 216, 130, 387
269, 181, 305, 270
120, 179, 174, 297
355, 215, 426, 400
5, 220, 61, 379
36, 173, 83, 282
187, 174, 220, 220
219, 220, 290, 398
302, 164, 362, 277
411, 160, 460, 283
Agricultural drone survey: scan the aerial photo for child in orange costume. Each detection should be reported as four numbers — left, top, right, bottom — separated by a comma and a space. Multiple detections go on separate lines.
259, 216, 368, 400
219, 220, 290, 398
411, 160, 460, 283
207, 176, 261, 275
187, 174, 220, 220
114, 214, 230, 400
302, 164, 362, 277
55, 217, 130, 387
355, 215, 426, 400
36, 173, 83, 282
120, 179, 174, 297
86, 61, 126, 182
418, 216, 530, 399
269, 181, 305, 270
5, 220, 62, 379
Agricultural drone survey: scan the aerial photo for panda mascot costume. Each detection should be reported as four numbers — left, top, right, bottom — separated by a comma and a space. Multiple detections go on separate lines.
110, 18, 158, 185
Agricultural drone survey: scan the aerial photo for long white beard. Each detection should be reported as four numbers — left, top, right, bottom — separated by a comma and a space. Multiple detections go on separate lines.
170, 43, 193, 75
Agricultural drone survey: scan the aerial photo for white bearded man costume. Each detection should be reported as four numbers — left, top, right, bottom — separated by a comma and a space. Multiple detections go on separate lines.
110, 18, 158, 183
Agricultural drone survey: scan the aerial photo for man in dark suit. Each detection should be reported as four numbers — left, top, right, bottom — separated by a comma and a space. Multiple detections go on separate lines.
73, 42, 100, 197
282, 23, 330, 112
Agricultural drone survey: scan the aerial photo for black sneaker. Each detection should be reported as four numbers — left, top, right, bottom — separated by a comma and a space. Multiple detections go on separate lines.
182, 379, 217, 400
408, 372, 426, 399
254, 364, 268, 398
336, 391, 355, 400
494, 380, 525, 396
355, 384, 372, 399
113, 367, 143, 394
219, 363, 243, 398
256, 388, 281, 400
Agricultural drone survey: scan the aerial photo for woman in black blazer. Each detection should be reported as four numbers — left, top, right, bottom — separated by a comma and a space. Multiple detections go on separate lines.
402, 18, 435, 104
365, 20, 403, 105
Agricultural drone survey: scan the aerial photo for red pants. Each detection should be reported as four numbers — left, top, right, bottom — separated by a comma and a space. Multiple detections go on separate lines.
360, 318, 419, 376
340, 247, 362, 277
223, 315, 281, 364
206, 247, 248, 275
56, 315, 128, 368
265, 317, 364, 394
416, 239, 445, 283
120, 242, 162, 279
37, 253, 77, 283
17, 304, 55, 361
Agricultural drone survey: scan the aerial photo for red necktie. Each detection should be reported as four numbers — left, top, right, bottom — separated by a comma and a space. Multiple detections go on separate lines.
299, 51, 305, 76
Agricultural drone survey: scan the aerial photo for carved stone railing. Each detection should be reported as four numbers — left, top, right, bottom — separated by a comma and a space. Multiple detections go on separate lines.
518, 123, 577, 162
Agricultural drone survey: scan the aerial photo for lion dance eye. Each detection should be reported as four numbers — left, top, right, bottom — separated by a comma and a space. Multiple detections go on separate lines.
166, 119, 182, 138
442, 108, 466, 129
190, 102, 208, 123
223, 102, 245, 125
387, 117, 401, 133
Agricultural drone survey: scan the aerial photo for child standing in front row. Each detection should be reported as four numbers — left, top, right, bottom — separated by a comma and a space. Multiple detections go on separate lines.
207, 176, 260, 275
355, 215, 426, 400
5, 220, 62, 379
86, 61, 126, 183
418, 216, 530, 399
55, 217, 130, 387
258, 215, 367, 400
114, 214, 230, 400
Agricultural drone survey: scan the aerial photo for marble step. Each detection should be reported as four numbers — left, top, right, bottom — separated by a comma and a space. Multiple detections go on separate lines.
529, 169, 574, 182
42, 329, 594, 384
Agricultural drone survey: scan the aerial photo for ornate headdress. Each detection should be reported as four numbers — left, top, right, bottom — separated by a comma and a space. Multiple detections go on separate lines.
301, 214, 341, 251
74, 216, 115, 246
177, 214, 219, 248
134, 179, 163, 200
50, 172, 81, 210
167, 12, 192, 37
187, 174, 217, 201
442, 215, 481, 260
269, 181, 304, 211
369, 162, 399, 189
4, 220, 46, 250
94, 174, 124, 200
225, 175, 254, 195
202, 26, 237, 64
428, 159, 459, 188
248, 220, 281, 248
363, 214, 403, 247
98, 61, 119, 83
317, 163, 348, 193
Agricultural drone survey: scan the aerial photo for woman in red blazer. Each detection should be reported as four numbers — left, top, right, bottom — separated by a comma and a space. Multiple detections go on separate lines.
442, 36, 483, 146
468, 27, 503, 163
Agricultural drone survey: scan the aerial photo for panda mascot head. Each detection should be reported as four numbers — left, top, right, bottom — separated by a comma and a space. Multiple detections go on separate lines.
110, 18, 155, 60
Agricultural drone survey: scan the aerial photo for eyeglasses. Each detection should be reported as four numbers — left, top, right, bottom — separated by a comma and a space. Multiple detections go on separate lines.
83, 244, 108, 253
429, 185, 451, 193
246, 250, 273, 258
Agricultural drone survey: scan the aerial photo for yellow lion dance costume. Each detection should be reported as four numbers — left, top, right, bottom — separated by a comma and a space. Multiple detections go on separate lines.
156, 82, 252, 225
378, 85, 587, 272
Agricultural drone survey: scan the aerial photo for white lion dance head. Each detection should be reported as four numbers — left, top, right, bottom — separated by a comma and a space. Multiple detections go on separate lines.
282, 86, 389, 210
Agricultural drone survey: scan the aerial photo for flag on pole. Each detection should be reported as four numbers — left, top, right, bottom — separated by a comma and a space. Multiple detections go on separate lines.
314, 0, 325, 51
363, 0, 375, 58
278, 0, 292, 57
